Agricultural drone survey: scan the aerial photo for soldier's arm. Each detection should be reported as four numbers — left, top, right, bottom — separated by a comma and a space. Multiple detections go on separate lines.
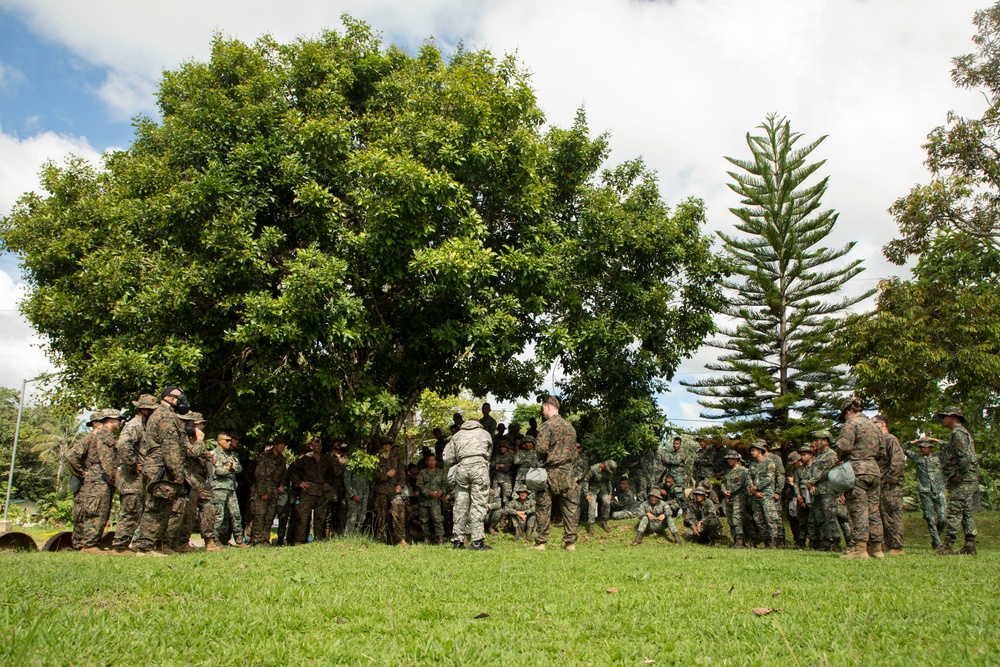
116, 422, 139, 470
65, 437, 87, 478
834, 423, 856, 460
535, 424, 551, 460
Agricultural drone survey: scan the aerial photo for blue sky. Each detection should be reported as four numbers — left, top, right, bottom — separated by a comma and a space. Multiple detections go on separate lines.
0, 0, 989, 421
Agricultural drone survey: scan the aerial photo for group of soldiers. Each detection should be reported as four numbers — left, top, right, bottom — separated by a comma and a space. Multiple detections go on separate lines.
64, 388, 980, 558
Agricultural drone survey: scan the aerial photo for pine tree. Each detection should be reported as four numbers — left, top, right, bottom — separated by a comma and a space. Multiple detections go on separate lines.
682, 114, 874, 444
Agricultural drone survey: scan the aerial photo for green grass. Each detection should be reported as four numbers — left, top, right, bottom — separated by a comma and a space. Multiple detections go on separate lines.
2, 513, 998, 666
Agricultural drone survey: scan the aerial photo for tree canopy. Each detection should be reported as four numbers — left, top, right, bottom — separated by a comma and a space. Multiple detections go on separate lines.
1, 19, 725, 451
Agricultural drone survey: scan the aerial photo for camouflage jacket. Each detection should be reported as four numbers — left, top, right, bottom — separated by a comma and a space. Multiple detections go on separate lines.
573, 452, 590, 488
903, 446, 943, 494
940, 424, 978, 484
692, 447, 715, 483
612, 489, 640, 514
722, 465, 750, 499
373, 449, 404, 495
878, 432, 906, 485
254, 448, 287, 498
211, 447, 243, 491
793, 463, 811, 500
748, 458, 776, 496
184, 437, 213, 479
417, 467, 447, 506
443, 421, 493, 465
585, 462, 614, 492
662, 448, 685, 485
688, 498, 719, 524
835, 415, 882, 477
145, 402, 187, 483
288, 452, 334, 497
115, 415, 145, 493
492, 451, 514, 483
344, 466, 370, 499
67, 429, 118, 487
505, 495, 535, 517
767, 452, 785, 494
639, 499, 668, 520
514, 448, 540, 482
478, 415, 497, 436
806, 447, 837, 495
536, 414, 577, 469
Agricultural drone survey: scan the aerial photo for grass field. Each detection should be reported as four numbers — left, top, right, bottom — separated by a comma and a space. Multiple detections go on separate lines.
1, 513, 998, 666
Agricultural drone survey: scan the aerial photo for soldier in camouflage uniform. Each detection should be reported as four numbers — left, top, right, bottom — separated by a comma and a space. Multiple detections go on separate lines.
692, 438, 715, 489
505, 486, 536, 541
662, 437, 686, 490
479, 403, 498, 437
211, 431, 247, 546
687, 487, 721, 545
747, 441, 778, 548
905, 437, 947, 549
584, 460, 617, 533
492, 442, 515, 506
112, 395, 157, 552
806, 430, 844, 551
444, 420, 493, 550
514, 436, 540, 489
532, 397, 580, 550
611, 477, 640, 520
167, 412, 222, 552
132, 387, 190, 555
66, 409, 122, 552
934, 407, 979, 555
783, 451, 801, 545
766, 448, 786, 546
343, 449, 371, 537
721, 450, 750, 548
484, 485, 504, 535
872, 415, 906, 555
416, 454, 447, 544
250, 438, 287, 546
289, 436, 334, 544
835, 398, 884, 559
573, 440, 590, 527
631, 491, 674, 545
790, 447, 811, 548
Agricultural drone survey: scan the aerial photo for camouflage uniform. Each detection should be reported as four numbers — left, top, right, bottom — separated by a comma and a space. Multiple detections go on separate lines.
132, 401, 187, 552
343, 464, 371, 536
835, 415, 883, 548
534, 413, 580, 546
443, 421, 493, 545
940, 421, 978, 548
878, 431, 906, 551
792, 461, 815, 547
479, 414, 498, 437
289, 452, 334, 543
634, 497, 671, 540
904, 444, 947, 547
514, 447, 541, 489
212, 446, 244, 544
692, 446, 715, 488
250, 448, 287, 545
573, 450, 590, 524
687, 494, 721, 544
505, 493, 536, 538
584, 462, 615, 525
112, 414, 146, 550
417, 466, 448, 540
492, 449, 515, 505
766, 452, 786, 545
748, 454, 778, 546
373, 447, 407, 544
807, 447, 842, 548
66, 426, 118, 549
611, 486, 640, 520
168, 434, 216, 548
722, 461, 750, 544
662, 447, 686, 490
631, 449, 656, 500
484, 486, 503, 534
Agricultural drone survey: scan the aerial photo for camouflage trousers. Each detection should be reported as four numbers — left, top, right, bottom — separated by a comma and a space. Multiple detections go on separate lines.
637, 514, 674, 535
919, 490, 948, 547
837, 501, 852, 545
167, 475, 215, 548
750, 495, 777, 543
725, 495, 747, 538
112, 491, 143, 549
71, 481, 112, 549
535, 464, 581, 546
494, 474, 512, 506
419, 500, 445, 538
770, 495, 785, 545
880, 482, 904, 550
374, 492, 406, 544
510, 513, 536, 535
294, 493, 328, 544
586, 486, 612, 523
611, 508, 640, 520
690, 515, 721, 543
945, 481, 978, 542
845, 473, 882, 546
812, 494, 841, 545
132, 467, 172, 551
212, 487, 243, 544
344, 492, 369, 536
452, 459, 490, 543
250, 495, 278, 546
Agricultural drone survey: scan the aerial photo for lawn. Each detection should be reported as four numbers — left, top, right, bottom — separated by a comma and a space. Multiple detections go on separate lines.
1, 513, 998, 666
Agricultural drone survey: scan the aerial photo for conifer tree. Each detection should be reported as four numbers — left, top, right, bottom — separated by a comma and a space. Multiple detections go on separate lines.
682, 114, 874, 444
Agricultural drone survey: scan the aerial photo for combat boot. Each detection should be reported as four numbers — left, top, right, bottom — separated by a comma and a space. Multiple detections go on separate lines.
173, 543, 198, 554
487, 525, 498, 535
525, 526, 534, 543
935, 539, 954, 556
586, 522, 594, 535
958, 538, 977, 556
205, 540, 225, 553
886, 548, 905, 556
671, 531, 683, 545
731, 535, 744, 549
436, 536, 444, 546
514, 526, 523, 541
631, 531, 644, 546
79, 547, 106, 555
867, 542, 885, 559
452, 538, 465, 549
468, 540, 492, 551
600, 521, 611, 533
840, 543, 870, 559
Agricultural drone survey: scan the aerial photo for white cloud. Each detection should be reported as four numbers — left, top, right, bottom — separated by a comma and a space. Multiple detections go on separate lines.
0, 61, 25, 89
0, 270, 54, 391
0, 127, 103, 216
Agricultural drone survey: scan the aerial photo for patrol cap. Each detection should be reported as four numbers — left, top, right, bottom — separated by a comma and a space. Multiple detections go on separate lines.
787, 452, 801, 464
935, 406, 966, 422
809, 430, 833, 443
522, 435, 535, 444
604, 460, 617, 473
692, 486, 709, 496
722, 449, 741, 460
649, 490, 663, 499
179, 411, 205, 423
87, 408, 123, 425
840, 396, 863, 416
749, 440, 768, 452
797, 444, 813, 454
515, 486, 530, 495
132, 394, 160, 410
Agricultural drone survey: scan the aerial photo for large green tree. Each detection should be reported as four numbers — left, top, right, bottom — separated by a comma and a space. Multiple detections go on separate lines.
1, 21, 724, 451
683, 114, 873, 447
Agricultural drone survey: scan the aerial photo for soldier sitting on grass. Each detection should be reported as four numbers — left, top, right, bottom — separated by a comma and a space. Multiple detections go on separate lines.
631, 491, 680, 546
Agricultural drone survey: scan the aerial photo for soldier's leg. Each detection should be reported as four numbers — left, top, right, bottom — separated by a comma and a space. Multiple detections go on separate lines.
464, 469, 489, 544
132, 494, 172, 552
431, 501, 445, 537
881, 483, 904, 550
312, 499, 329, 541
919, 492, 941, 546
165, 495, 188, 547
946, 482, 977, 542
865, 476, 883, 546
452, 484, 472, 542
79, 487, 112, 548
559, 478, 581, 545
933, 491, 948, 532
198, 489, 218, 546
750, 499, 769, 544
212, 488, 229, 542
419, 505, 432, 539
112, 493, 143, 549
373, 493, 389, 542
389, 496, 406, 543
293, 494, 316, 544
251, 499, 268, 545
226, 491, 245, 541
636, 515, 651, 535
70, 492, 87, 549
597, 490, 612, 523
845, 479, 870, 546
534, 489, 553, 545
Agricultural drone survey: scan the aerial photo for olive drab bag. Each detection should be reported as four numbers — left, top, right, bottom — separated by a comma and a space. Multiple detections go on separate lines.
525, 466, 547, 492
828, 462, 856, 494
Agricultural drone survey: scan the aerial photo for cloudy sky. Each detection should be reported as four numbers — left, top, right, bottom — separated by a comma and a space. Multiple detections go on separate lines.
0, 0, 989, 418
